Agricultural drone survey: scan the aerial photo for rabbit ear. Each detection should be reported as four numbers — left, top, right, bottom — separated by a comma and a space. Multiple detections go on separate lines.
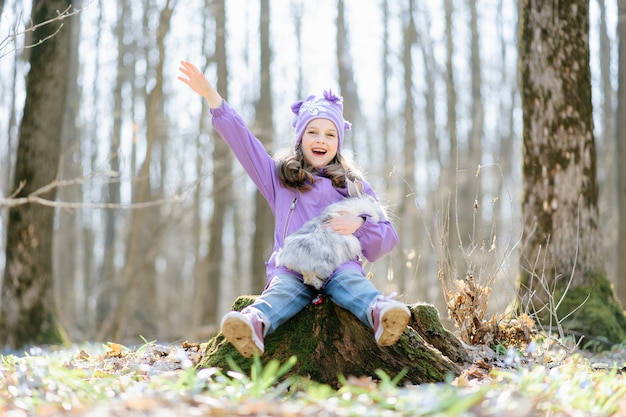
346, 179, 364, 197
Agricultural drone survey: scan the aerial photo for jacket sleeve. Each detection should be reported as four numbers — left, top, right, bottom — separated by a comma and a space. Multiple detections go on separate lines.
210, 100, 277, 204
351, 183, 399, 262
353, 216, 399, 262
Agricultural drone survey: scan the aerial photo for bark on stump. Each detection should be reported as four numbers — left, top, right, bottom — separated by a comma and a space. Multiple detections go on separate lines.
200, 295, 470, 387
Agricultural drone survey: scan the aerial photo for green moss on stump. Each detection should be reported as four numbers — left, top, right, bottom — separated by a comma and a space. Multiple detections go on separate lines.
410, 303, 471, 364
200, 296, 468, 387
551, 276, 626, 347
514, 271, 626, 350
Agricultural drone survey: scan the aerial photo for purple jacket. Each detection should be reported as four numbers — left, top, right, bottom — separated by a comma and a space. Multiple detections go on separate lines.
210, 100, 399, 284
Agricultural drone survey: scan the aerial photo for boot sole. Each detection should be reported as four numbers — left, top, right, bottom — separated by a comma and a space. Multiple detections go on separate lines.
378, 307, 410, 346
221, 316, 262, 358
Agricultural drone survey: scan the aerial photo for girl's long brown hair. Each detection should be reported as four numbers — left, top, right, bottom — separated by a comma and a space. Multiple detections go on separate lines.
277, 146, 362, 191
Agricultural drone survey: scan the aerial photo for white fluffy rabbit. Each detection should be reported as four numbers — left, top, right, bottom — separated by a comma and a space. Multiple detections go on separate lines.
276, 181, 387, 289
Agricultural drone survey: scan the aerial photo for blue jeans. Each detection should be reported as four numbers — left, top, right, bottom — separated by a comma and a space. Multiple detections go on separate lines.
248, 270, 381, 335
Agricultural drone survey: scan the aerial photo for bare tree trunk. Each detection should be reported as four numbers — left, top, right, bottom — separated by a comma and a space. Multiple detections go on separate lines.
596, 0, 618, 296
2, 2, 21, 199
1, 0, 73, 349
55, 0, 83, 339
97, 0, 175, 342
440, 0, 460, 286
617, 0, 626, 305
96, 0, 126, 337
379, 1, 402, 291
291, 3, 304, 98
134, 0, 176, 339
336, 0, 362, 155
516, 0, 626, 345
458, 0, 484, 256
380, 0, 391, 193
190, 0, 215, 338
416, 4, 444, 304
495, 0, 518, 251
192, 0, 232, 332
392, 0, 418, 296
251, 0, 274, 293
190, 124, 207, 336
467, 0, 483, 162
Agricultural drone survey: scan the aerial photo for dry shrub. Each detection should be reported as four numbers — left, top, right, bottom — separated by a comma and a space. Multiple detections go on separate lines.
444, 273, 536, 348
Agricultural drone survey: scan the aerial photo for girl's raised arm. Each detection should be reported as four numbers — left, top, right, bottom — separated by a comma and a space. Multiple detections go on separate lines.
178, 60, 223, 109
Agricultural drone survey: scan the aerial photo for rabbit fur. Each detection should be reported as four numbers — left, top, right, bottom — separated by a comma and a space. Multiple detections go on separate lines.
276, 183, 387, 289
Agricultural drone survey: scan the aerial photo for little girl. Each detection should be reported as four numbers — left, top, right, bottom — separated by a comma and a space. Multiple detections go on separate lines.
178, 61, 410, 358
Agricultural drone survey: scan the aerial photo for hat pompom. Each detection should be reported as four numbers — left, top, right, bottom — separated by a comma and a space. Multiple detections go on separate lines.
291, 100, 304, 127
322, 89, 342, 104
291, 100, 304, 116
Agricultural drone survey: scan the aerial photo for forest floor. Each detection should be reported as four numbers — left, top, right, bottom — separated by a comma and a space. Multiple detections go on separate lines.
2, 335, 626, 417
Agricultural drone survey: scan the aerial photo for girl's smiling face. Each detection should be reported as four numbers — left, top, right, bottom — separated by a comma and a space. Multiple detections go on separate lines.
300, 118, 339, 168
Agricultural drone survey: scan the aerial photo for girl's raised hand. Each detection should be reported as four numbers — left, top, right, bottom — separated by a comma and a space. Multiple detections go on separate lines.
178, 61, 222, 108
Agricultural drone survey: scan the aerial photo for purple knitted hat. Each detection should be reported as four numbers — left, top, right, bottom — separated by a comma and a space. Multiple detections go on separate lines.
291, 90, 351, 150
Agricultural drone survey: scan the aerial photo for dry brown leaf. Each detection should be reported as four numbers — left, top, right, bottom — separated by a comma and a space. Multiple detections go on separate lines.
77, 349, 91, 360
182, 341, 200, 351
475, 358, 491, 371
105, 342, 125, 358
345, 375, 376, 390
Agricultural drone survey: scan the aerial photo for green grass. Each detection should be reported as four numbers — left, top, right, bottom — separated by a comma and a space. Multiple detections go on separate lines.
1, 341, 625, 416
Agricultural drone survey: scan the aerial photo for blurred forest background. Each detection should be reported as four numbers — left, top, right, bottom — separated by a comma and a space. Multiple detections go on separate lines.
0, 0, 623, 344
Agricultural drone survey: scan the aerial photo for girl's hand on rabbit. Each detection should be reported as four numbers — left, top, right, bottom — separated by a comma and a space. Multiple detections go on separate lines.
178, 61, 223, 108
325, 212, 364, 235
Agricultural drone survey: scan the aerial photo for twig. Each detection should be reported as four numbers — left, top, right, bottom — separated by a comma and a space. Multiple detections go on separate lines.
0, 174, 207, 210
0, 2, 93, 59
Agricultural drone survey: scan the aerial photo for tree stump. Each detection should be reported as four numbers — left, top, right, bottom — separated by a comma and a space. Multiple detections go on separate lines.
200, 295, 470, 387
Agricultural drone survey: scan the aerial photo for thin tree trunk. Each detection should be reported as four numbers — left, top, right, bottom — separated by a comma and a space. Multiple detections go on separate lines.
292, 2, 304, 98
379, 0, 401, 291
392, 0, 418, 296
416, 3, 441, 303
596, 0, 618, 296
516, 0, 626, 345
97, 0, 175, 342
1, 0, 73, 349
495, 0, 518, 253
96, 0, 125, 336
3, 2, 21, 198
440, 0, 460, 285
192, 0, 232, 331
380, 0, 391, 193
251, 0, 274, 293
336, 0, 362, 155
55, 0, 83, 339
616, 0, 626, 304
134, 0, 175, 338
459, 0, 484, 256
189, 0, 214, 339
1, 1, 23, 275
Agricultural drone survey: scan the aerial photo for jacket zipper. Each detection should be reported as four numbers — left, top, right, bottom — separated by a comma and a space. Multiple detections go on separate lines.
282, 197, 298, 240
